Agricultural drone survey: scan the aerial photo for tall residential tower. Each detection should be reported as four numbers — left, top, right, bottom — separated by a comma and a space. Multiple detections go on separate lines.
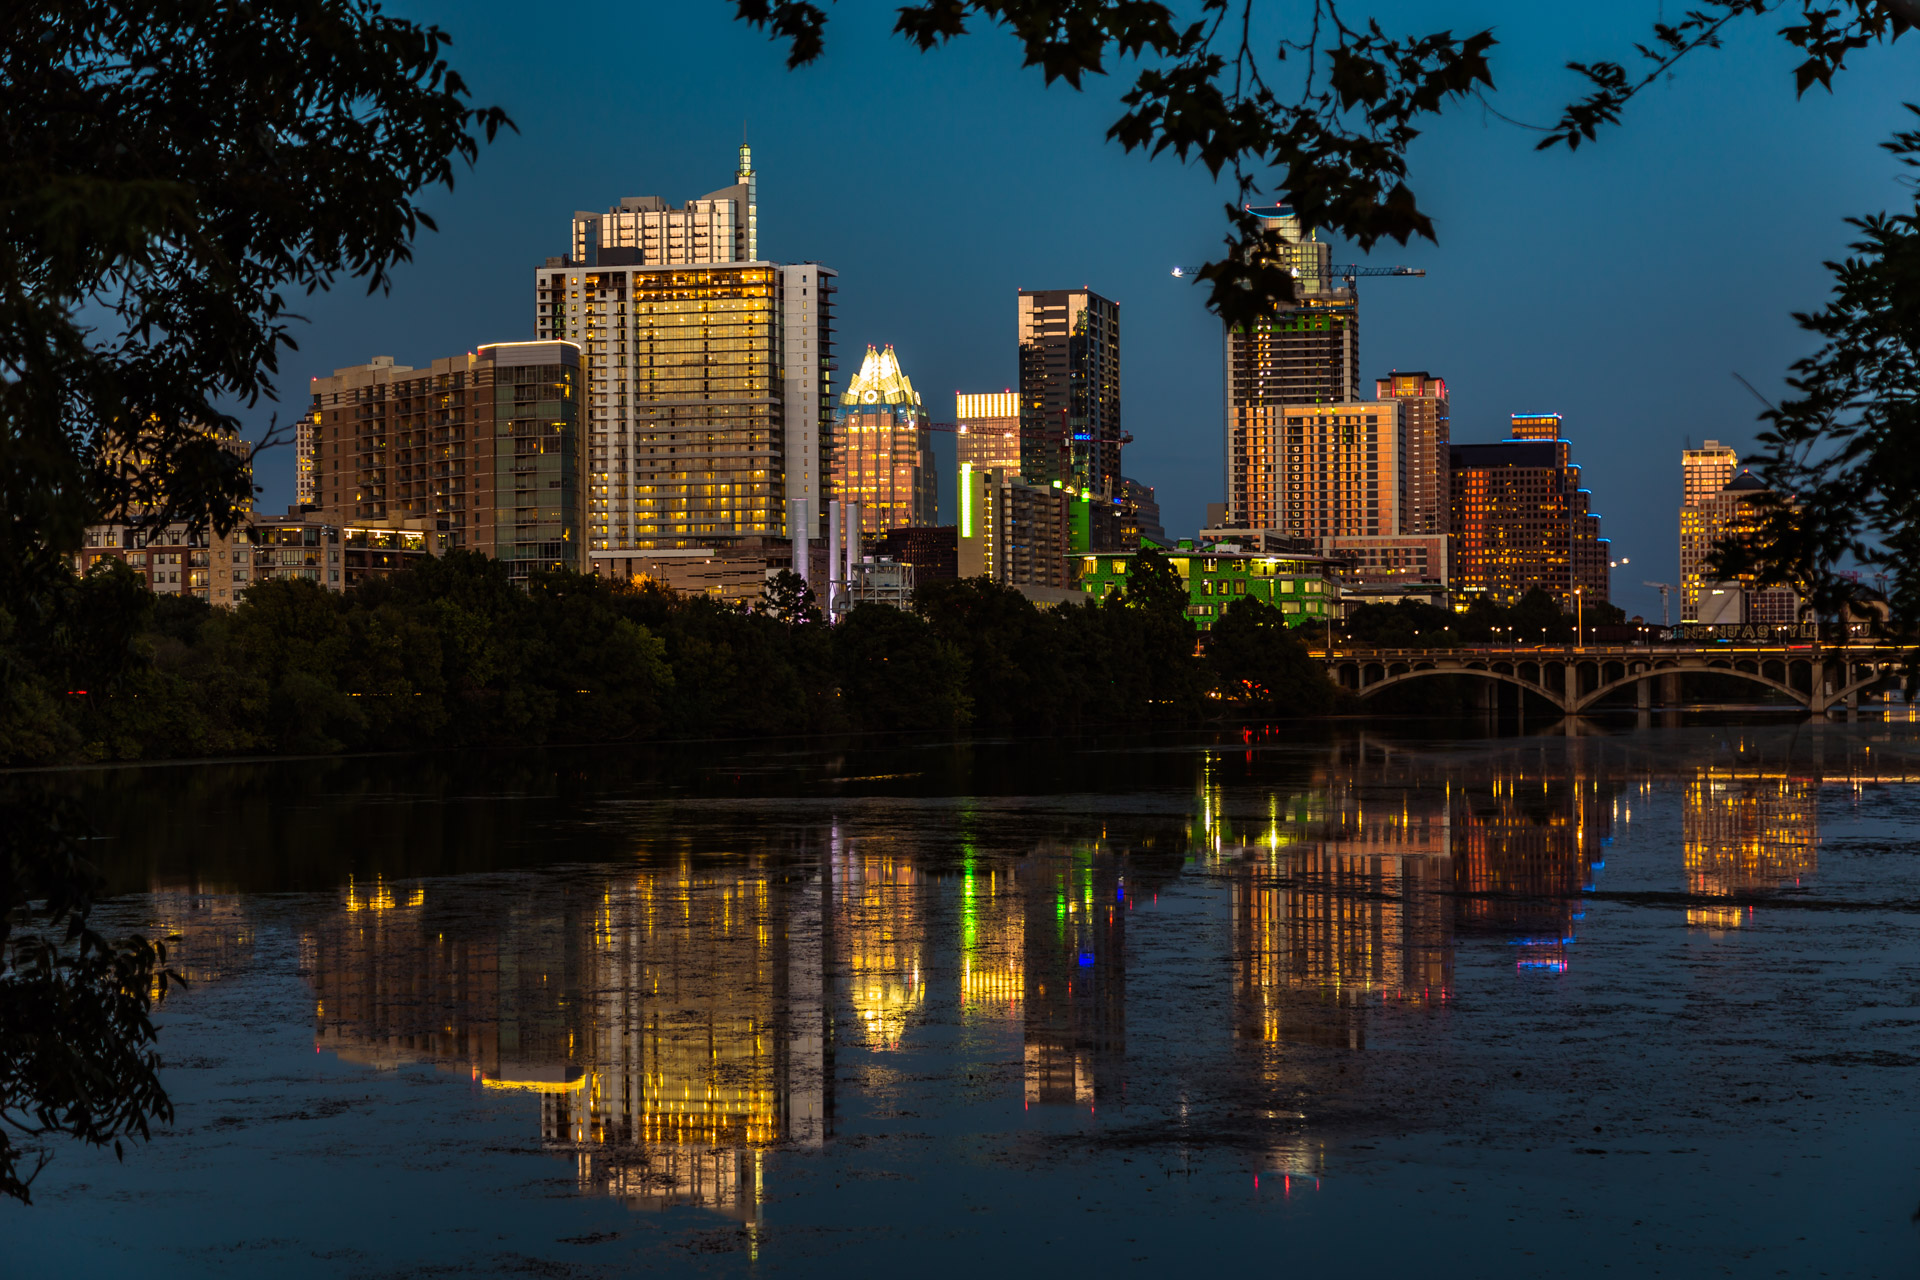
1376, 371, 1450, 536
536, 151, 836, 568
307, 343, 585, 577
1017, 288, 1122, 504
1224, 205, 1359, 528
1682, 440, 1739, 506
569, 146, 757, 267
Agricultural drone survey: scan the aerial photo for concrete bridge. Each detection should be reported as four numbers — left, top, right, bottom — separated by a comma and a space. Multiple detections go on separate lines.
1318, 643, 1912, 715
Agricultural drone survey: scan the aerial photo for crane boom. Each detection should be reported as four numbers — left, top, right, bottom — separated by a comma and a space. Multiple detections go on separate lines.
1324, 263, 1425, 300
1329, 265, 1426, 279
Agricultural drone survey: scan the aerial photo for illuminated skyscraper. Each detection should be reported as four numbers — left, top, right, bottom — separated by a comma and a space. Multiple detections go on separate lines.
1266, 401, 1404, 539
569, 145, 756, 267
535, 151, 835, 569
1017, 288, 1122, 503
957, 466, 1070, 590
1682, 439, 1739, 507
956, 390, 1021, 473
1679, 471, 1799, 622
833, 344, 935, 536
1377, 372, 1450, 537
1224, 205, 1358, 528
1448, 413, 1609, 607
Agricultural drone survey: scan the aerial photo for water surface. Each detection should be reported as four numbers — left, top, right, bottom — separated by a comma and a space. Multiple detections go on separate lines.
9, 718, 1920, 1277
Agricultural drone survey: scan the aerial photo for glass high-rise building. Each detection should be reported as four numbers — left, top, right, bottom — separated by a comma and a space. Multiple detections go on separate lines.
833, 344, 935, 536
1224, 205, 1359, 528
955, 391, 1021, 474
1016, 289, 1122, 505
535, 151, 835, 559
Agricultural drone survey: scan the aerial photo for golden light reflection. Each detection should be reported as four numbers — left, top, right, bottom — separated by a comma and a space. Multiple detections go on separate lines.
837, 849, 925, 1051
304, 857, 831, 1224
1683, 769, 1819, 933
1226, 766, 1454, 1052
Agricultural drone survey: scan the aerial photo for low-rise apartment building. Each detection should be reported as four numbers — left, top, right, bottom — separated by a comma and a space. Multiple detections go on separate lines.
1075, 539, 1338, 630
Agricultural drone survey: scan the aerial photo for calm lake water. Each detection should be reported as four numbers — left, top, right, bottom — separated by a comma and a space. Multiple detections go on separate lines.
9, 715, 1920, 1277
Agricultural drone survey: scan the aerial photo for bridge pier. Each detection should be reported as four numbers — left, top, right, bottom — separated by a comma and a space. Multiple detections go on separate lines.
1660, 673, 1681, 707
1636, 677, 1652, 710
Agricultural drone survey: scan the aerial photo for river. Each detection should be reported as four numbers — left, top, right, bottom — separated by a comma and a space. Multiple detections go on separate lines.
7, 714, 1920, 1276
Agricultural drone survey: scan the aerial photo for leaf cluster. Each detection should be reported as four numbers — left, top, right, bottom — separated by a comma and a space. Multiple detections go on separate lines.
1729, 105, 1920, 630
1, 784, 175, 1203
733, 0, 1907, 329
0, 0, 511, 625
735, 0, 1492, 329
1543, 1, 1911, 150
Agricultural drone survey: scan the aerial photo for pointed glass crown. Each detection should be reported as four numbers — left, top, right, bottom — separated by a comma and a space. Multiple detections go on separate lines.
840, 343, 922, 407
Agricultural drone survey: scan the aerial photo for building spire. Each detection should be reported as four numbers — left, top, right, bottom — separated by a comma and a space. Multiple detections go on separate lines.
840, 343, 921, 407
736, 139, 757, 261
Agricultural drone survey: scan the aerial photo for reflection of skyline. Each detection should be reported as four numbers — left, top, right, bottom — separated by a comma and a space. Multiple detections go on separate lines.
836, 840, 924, 1052
1683, 770, 1820, 931
1227, 776, 1453, 1053
1022, 844, 1125, 1108
1453, 768, 1615, 974
131, 730, 1909, 1227
147, 890, 256, 988
302, 858, 836, 1224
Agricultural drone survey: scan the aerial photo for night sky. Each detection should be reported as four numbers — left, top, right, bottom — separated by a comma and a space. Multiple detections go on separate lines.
249, 1, 1915, 620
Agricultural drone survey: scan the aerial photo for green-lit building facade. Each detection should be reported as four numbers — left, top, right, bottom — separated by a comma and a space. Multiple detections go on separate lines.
1075, 540, 1336, 630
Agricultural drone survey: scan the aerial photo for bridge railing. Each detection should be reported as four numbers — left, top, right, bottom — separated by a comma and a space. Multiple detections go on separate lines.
1311, 642, 1912, 661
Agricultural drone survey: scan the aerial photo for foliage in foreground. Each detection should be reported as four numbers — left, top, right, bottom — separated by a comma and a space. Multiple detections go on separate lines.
0, 0, 509, 1206
733, 0, 1908, 328
1730, 107, 1920, 631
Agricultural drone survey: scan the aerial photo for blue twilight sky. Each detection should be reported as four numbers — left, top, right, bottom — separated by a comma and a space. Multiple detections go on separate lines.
247, 1, 1915, 620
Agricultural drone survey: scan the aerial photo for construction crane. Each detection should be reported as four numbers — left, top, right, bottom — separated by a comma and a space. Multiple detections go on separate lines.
1173, 263, 1426, 297
1329, 264, 1425, 295
930, 415, 1133, 448
1644, 581, 1676, 626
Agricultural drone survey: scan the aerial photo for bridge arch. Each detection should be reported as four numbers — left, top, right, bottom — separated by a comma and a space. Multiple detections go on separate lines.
1570, 666, 1806, 714
1348, 665, 1568, 712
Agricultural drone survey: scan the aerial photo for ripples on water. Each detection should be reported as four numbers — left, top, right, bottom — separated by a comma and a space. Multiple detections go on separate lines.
10, 716, 1920, 1276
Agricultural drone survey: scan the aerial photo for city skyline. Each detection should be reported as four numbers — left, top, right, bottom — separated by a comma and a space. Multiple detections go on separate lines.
242, 2, 1914, 621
